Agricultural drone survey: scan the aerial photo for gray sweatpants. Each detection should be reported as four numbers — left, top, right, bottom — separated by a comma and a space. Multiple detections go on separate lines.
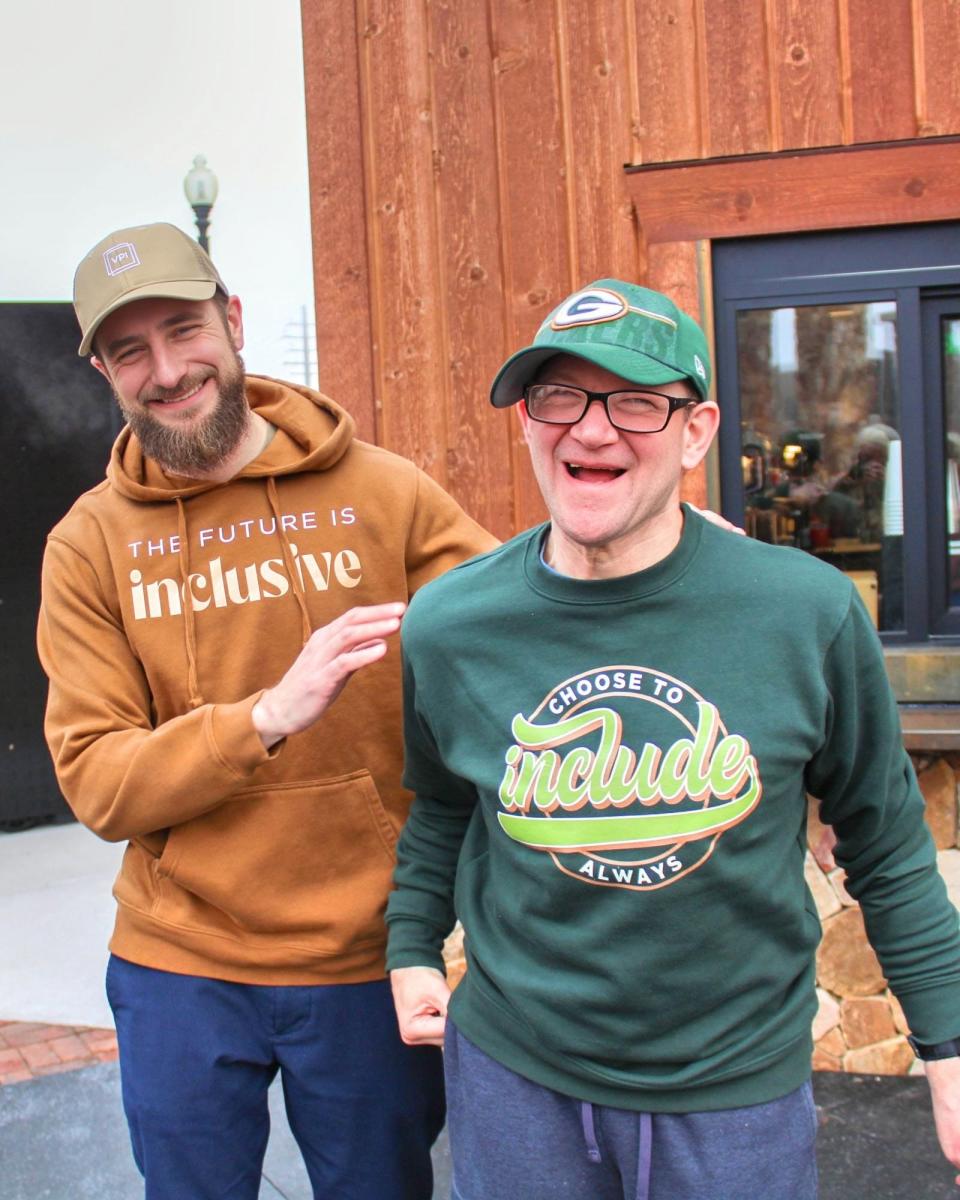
444, 1021, 818, 1200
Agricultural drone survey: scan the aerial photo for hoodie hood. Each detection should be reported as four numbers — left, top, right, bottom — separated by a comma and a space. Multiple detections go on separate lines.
106, 375, 356, 502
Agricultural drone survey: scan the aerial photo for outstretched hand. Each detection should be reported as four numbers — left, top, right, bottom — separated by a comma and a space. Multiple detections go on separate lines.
252, 602, 406, 748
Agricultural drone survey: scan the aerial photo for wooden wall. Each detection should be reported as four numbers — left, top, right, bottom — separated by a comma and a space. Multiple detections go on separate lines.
301, 0, 960, 539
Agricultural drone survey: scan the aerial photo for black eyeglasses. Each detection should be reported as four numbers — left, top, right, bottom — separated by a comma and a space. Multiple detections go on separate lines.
523, 383, 700, 434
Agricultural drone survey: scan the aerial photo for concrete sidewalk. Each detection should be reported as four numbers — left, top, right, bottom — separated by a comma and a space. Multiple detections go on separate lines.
1, 822, 957, 1198
1, 1058, 955, 1199
0, 822, 451, 1197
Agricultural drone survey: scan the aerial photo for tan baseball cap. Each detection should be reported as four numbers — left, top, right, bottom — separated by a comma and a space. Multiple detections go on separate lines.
73, 222, 228, 356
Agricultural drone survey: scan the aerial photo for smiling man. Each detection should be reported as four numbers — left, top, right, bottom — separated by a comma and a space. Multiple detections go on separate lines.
37, 223, 494, 1199
386, 280, 960, 1199
91, 292, 252, 477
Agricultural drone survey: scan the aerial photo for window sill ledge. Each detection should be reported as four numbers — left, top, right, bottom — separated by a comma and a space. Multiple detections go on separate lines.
899, 705, 960, 751
884, 646, 960, 705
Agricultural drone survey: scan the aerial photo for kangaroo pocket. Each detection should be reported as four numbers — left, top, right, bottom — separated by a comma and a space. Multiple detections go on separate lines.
154, 771, 400, 954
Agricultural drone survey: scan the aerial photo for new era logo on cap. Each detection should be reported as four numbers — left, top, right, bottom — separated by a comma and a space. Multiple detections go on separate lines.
103, 243, 141, 277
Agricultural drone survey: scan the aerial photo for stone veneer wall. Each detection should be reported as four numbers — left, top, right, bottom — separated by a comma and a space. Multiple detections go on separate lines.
441, 752, 960, 1077
808, 751, 960, 1076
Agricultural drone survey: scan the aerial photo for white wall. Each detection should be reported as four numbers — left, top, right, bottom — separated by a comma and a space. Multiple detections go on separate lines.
2, 0, 315, 381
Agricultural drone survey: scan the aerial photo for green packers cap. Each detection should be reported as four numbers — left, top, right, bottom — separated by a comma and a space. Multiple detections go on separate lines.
490, 279, 711, 406
73, 222, 227, 356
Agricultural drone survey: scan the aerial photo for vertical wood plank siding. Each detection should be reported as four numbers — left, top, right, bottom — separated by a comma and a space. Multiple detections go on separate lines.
302, 0, 960, 537
917, 0, 960, 137
301, 0, 377, 442
427, 1, 516, 538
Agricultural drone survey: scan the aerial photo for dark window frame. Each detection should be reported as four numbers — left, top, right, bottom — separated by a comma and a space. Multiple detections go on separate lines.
713, 222, 960, 645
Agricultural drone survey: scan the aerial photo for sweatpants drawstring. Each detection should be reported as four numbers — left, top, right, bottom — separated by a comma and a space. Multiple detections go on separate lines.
635, 1110, 652, 1200
580, 1100, 602, 1163
581, 1100, 653, 1198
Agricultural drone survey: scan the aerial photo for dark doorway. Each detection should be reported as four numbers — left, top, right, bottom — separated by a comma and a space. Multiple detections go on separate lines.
2, 303, 121, 829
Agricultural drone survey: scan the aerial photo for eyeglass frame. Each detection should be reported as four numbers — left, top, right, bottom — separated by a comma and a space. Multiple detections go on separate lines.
522, 383, 702, 434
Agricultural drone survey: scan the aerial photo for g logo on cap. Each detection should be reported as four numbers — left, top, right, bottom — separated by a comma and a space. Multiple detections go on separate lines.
550, 288, 628, 330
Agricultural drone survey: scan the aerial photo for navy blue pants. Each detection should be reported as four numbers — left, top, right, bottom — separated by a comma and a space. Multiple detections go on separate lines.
444, 1021, 818, 1200
106, 956, 444, 1200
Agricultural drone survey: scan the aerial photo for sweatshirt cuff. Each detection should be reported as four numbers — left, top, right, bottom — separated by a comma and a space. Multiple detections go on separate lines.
896, 981, 960, 1044
385, 919, 447, 975
208, 691, 281, 778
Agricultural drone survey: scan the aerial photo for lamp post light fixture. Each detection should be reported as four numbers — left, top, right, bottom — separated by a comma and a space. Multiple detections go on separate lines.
183, 154, 219, 253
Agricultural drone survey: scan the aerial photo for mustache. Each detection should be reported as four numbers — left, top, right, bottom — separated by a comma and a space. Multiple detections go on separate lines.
140, 369, 215, 404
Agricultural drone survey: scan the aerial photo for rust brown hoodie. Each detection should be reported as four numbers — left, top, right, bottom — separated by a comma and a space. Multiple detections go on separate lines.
38, 376, 494, 984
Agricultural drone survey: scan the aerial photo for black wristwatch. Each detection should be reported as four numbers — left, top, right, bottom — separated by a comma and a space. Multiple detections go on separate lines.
907, 1035, 960, 1061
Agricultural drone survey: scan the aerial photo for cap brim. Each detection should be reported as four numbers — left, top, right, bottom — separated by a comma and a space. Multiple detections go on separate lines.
489, 343, 687, 408
78, 279, 218, 356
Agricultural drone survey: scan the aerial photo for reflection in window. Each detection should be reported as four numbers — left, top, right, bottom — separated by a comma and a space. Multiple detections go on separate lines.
945, 318, 960, 609
736, 302, 903, 631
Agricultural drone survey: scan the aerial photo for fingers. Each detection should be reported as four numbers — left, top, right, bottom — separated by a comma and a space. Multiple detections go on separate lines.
692, 505, 746, 536
390, 966, 450, 1048
252, 602, 407, 746
309, 602, 406, 657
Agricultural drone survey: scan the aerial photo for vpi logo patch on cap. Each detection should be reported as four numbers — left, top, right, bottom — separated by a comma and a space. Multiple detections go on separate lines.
103, 243, 141, 277
550, 288, 628, 331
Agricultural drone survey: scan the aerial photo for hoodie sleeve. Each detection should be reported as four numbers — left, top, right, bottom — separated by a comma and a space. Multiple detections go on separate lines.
38, 534, 276, 843
404, 468, 497, 594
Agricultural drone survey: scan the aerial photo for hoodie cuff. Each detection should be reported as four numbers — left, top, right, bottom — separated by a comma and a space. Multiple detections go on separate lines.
208, 691, 282, 778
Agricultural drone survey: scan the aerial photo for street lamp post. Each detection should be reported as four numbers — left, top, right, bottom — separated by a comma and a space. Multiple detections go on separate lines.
183, 155, 219, 253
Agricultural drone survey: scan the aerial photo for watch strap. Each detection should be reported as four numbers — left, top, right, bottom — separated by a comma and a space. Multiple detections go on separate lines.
907, 1034, 960, 1060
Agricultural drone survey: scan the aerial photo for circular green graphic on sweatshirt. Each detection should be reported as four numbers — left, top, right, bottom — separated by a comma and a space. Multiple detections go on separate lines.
496, 665, 762, 891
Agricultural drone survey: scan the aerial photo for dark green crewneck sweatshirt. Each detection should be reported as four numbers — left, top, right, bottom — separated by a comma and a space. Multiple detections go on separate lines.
386, 507, 960, 1112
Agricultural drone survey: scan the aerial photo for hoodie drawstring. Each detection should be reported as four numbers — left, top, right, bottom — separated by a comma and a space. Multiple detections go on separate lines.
266, 476, 312, 647
579, 1102, 652, 1200
174, 477, 312, 710
175, 497, 203, 709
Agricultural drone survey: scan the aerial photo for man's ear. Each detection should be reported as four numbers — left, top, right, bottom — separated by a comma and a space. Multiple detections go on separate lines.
90, 354, 111, 384
515, 400, 532, 444
225, 295, 245, 352
681, 401, 720, 472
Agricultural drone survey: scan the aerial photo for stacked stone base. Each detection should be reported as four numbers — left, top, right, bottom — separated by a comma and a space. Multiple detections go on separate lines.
808, 752, 960, 1076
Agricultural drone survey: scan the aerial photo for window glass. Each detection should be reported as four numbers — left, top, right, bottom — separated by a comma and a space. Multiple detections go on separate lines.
736, 301, 903, 631
945, 317, 960, 609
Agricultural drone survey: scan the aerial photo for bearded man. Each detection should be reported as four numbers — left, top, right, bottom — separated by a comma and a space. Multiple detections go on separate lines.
37, 223, 495, 1200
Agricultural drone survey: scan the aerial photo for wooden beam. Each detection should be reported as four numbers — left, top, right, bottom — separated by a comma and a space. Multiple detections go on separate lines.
625, 136, 960, 244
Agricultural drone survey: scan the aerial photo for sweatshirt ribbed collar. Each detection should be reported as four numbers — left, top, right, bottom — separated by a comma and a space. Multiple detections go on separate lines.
521, 504, 704, 605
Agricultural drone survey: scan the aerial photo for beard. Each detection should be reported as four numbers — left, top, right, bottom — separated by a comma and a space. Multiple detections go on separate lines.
117, 351, 250, 476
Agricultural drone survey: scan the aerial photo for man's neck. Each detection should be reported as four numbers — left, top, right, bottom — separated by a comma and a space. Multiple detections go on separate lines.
171, 411, 275, 484
544, 505, 685, 580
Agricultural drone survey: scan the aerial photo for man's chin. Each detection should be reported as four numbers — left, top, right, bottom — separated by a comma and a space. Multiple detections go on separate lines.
117, 364, 249, 476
